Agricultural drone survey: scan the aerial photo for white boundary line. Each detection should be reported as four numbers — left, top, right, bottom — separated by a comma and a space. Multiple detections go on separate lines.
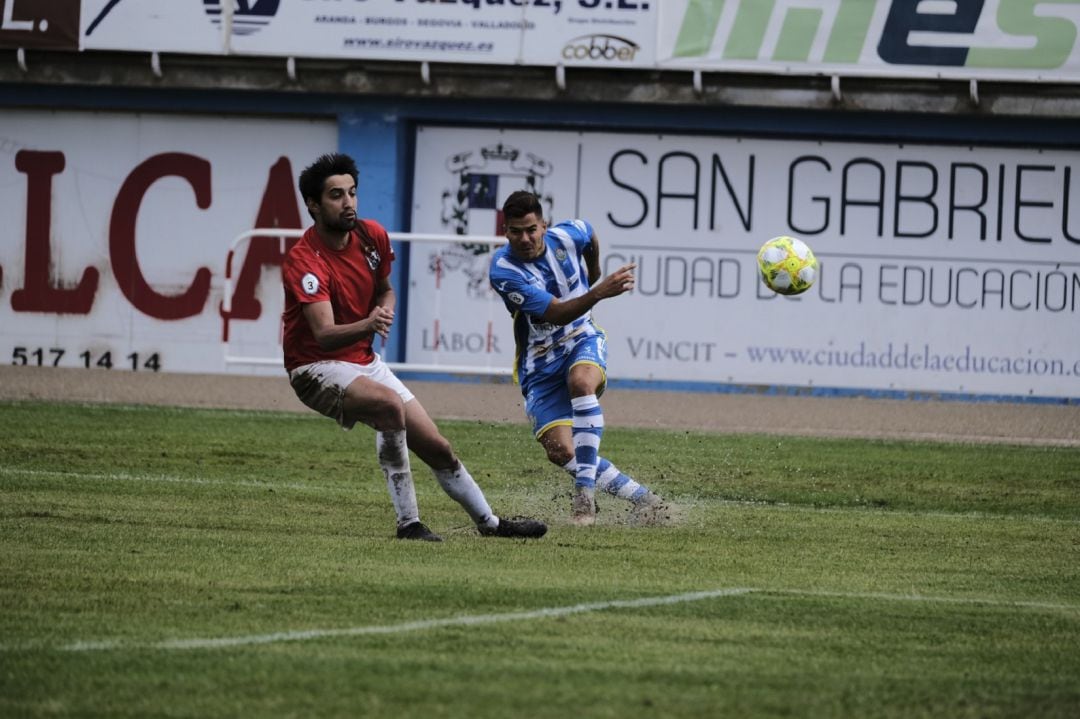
45, 587, 1077, 653
61, 589, 755, 652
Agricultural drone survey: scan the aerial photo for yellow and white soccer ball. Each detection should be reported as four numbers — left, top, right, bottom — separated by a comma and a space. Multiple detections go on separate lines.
757, 236, 819, 296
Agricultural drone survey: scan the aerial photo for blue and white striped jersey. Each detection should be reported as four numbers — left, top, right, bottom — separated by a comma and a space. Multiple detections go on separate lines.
489, 219, 599, 384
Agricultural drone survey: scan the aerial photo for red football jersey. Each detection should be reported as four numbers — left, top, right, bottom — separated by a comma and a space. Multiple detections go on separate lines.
281, 220, 395, 372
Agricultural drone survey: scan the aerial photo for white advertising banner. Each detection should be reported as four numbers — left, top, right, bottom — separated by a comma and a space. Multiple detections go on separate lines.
71, 0, 1080, 83
409, 125, 1080, 399
0, 110, 336, 376
232, 0, 657, 67
658, 0, 1080, 83
81, 0, 224, 55
79, 0, 658, 68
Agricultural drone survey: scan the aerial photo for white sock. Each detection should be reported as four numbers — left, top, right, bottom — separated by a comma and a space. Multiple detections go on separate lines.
376, 430, 419, 527
434, 462, 497, 528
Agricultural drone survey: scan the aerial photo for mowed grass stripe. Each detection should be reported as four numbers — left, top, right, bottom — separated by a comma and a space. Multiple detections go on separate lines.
5, 466, 1079, 526
0, 466, 344, 494
59, 589, 755, 652
29, 587, 1074, 654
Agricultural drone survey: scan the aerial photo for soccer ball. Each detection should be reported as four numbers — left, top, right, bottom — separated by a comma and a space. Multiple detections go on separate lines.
757, 236, 819, 296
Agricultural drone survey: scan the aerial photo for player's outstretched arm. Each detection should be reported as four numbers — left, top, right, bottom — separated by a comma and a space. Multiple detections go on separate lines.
540, 262, 636, 326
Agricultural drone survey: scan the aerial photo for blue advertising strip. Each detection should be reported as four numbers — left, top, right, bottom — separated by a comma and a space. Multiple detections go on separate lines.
604, 378, 1080, 406
391, 372, 1077, 406
338, 111, 409, 362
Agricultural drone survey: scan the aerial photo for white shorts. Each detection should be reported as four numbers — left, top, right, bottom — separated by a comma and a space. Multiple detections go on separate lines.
289, 355, 415, 430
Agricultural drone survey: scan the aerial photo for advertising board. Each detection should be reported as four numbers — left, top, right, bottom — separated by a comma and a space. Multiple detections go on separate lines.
0, 0, 79, 50
0, 110, 336, 376
61, 1, 1080, 83
77, 0, 657, 68
408, 124, 1080, 399
658, 0, 1080, 83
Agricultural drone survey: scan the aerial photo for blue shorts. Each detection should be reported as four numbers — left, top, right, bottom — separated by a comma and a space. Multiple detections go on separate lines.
522, 333, 607, 438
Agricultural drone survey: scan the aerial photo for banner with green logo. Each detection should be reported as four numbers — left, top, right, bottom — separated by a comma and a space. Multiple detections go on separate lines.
8, 1, 1078, 82
658, 0, 1080, 82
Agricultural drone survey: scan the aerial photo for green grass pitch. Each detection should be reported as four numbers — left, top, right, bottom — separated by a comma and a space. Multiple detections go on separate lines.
2, 400, 1078, 717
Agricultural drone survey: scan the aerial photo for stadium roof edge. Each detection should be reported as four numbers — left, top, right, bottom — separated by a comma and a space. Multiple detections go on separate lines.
4, 50, 1080, 119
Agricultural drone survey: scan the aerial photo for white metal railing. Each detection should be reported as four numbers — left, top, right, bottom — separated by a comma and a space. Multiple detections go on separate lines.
221, 228, 511, 375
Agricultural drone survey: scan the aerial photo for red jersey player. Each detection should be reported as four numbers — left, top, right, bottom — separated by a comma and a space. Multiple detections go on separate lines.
282, 153, 546, 541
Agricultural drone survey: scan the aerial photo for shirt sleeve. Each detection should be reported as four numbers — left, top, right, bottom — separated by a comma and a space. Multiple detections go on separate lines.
555, 219, 594, 254
490, 256, 553, 318
283, 246, 330, 305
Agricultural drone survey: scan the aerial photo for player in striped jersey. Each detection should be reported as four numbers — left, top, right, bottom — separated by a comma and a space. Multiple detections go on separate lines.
489, 191, 666, 526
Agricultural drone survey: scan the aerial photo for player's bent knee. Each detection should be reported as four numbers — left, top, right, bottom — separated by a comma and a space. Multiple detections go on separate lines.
543, 444, 574, 467
372, 398, 407, 432
344, 381, 406, 432
567, 364, 604, 398
538, 427, 574, 466
429, 439, 457, 469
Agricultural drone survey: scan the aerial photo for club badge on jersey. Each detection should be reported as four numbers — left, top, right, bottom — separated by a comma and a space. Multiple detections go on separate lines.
355, 225, 381, 271
362, 244, 380, 271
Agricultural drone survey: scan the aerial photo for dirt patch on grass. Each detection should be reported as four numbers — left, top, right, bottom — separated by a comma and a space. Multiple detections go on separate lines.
1, 366, 1076, 446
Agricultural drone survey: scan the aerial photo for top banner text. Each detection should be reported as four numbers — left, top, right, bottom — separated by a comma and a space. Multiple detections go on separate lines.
2, 1, 1078, 83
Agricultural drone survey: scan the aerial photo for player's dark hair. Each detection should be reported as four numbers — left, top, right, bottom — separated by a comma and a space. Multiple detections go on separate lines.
298, 153, 359, 206
501, 190, 544, 222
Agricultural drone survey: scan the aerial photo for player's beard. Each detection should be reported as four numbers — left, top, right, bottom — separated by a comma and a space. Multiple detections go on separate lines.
324, 213, 356, 233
